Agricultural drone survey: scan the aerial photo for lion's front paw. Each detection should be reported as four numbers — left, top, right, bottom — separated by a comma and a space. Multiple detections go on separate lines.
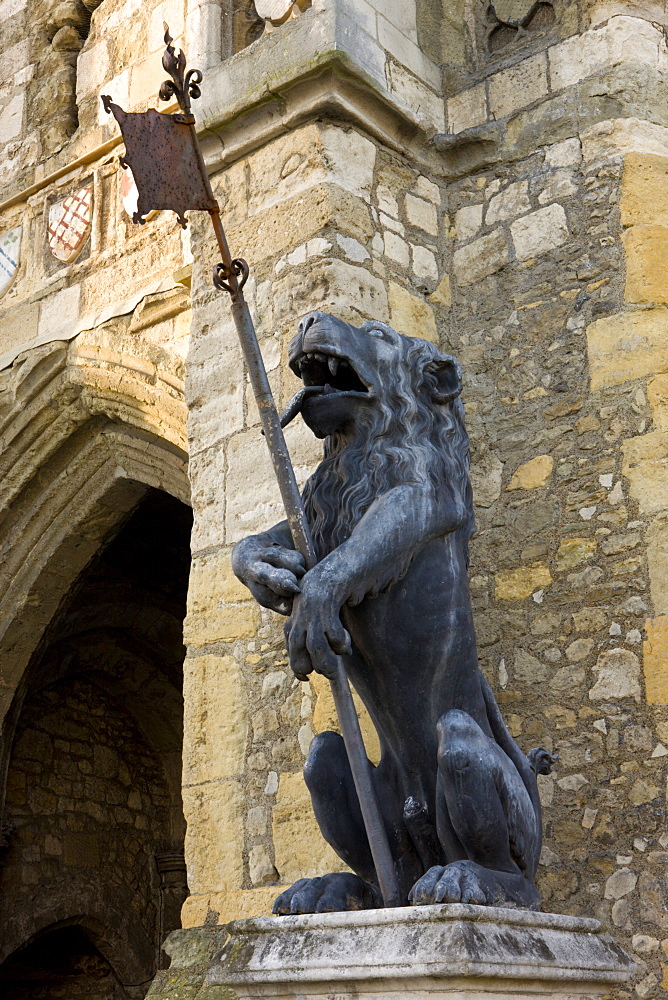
409, 860, 541, 910
284, 574, 351, 681
408, 862, 487, 906
273, 873, 378, 914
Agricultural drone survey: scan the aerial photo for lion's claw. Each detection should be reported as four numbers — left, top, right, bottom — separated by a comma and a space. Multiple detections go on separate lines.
273, 873, 378, 915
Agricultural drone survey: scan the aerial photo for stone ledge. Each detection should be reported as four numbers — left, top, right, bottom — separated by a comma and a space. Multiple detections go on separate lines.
207, 903, 635, 997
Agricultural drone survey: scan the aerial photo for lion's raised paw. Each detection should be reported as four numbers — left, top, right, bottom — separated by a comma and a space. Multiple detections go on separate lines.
273, 872, 379, 915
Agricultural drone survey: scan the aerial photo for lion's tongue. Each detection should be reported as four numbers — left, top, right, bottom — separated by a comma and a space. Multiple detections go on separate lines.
278, 384, 328, 428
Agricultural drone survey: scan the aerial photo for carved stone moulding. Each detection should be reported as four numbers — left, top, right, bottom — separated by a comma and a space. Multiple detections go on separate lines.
207, 902, 635, 1000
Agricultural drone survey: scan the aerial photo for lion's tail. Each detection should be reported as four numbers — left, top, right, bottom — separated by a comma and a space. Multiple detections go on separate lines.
479, 673, 545, 876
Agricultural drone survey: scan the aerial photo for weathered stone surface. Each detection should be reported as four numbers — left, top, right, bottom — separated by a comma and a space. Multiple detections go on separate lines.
272, 771, 348, 884
622, 428, 668, 515
623, 225, 668, 304
589, 648, 641, 702
514, 649, 548, 684
495, 563, 553, 600
470, 454, 503, 507
429, 273, 451, 307
507, 454, 553, 490
388, 282, 438, 342
182, 654, 248, 784
510, 204, 569, 261
208, 904, 636, 996
621, 152, 668, 227
183, 779, 245, 894
453, 230, 509, 286
485, 180, 531, 225
588, 307, 668, 391
488, 54, 549, 120
643, 615, 668, 703
554, 538, 597, 572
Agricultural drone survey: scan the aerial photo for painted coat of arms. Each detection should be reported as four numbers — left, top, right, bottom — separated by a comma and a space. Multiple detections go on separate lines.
0, 225, 21, 299
47, 184, 92, 263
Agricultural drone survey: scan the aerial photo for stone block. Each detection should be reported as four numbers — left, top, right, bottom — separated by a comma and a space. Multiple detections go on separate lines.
37, 284, 81, 339
97, 68, 130, 126
548, 16, 661, 92
648, 374, 668, 428
589, 648, 641, 702
488, 53, 549, 120
621, 152, 668, 227
272, 259, 388, 327
623, 225, 668, 304
208, 904, 635, 997
510, 204, 569, 261
429, 273, 451, 307
507, 454, 553, 490
622, 428, 668, 514
225, 420, 322, 542
247, 124, 376, 215
643, 614, 668, 703
182, 778, 245, 893
453, 230, 508, 286
545, 138, 582, 167
0, 93, 24, 144
555, 538, 597, 572
376, 14, 440, 90
182, 654, 247, 784
485, 180, 531, 225
589, 307, 668, 390
388, 282, 438, 342
647, 514, 668, 615
184, 569, 259, 645
386, 60, 445, 133
495, 562, 552, 600
455, 204, 483, 242
405, 194, 438, 235
75, 41, 109, 100
411, 245, 438, 281
272, 771, 349, 884
447, 83, 487, 133
206, 887, 281, 923
0, 299, 39, 359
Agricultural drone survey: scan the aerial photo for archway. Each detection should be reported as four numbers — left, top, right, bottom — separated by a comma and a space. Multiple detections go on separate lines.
0, 489, 192, 995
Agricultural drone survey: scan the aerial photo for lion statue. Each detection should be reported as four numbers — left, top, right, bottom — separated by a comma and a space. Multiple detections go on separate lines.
232, 310, 553, 914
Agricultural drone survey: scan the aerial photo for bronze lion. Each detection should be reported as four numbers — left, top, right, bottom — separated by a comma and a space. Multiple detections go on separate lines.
233, 311, 553, 914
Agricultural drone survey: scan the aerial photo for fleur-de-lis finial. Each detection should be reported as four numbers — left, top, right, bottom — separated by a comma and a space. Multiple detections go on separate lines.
158, 25, 203, 117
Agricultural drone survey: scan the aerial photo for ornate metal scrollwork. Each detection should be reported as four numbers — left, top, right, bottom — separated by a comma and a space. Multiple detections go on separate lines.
159, 26, 203, 115
212, 258, 250, 294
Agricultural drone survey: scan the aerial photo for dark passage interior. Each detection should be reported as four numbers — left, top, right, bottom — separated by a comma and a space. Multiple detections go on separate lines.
0, 489, 192, 999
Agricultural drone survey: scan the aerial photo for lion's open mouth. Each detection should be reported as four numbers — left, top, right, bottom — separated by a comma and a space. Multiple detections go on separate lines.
295, 352, 368, 394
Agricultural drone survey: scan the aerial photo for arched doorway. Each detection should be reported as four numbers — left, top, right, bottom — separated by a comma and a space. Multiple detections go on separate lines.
0, 489, 192, 996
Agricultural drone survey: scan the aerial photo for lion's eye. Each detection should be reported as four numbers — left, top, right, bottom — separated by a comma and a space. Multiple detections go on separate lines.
368, 328, 386, 339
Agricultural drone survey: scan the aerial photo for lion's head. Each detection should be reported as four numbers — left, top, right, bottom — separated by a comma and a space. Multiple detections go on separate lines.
287, 311, 475, 567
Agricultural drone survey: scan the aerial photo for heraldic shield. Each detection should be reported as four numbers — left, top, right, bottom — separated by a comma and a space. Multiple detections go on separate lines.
48, 185, 93, 263
0, 225, 21, 299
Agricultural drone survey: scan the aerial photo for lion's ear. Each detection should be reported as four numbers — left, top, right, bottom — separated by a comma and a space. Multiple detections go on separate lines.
426, 355, 462, 404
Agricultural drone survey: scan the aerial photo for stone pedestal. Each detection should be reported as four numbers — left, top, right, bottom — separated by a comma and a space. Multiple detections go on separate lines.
206, 903, 635, 1000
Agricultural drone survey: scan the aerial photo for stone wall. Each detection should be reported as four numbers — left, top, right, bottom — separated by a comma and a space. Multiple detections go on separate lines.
2, 0, 668, 996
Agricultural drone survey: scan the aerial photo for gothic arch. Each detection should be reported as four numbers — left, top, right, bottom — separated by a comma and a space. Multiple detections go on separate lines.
0, 336, 189, 805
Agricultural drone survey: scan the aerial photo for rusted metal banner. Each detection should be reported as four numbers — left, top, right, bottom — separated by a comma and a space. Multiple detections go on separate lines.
100, 100, 216, 226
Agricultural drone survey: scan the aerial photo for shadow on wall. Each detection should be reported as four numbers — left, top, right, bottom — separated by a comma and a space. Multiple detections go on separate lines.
0, 489, 192, 999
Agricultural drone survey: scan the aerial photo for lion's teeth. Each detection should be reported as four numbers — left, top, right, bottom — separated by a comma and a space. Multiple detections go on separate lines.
313, 352, 327, 363
328, 357, 339, 375
323, 383, 335, 394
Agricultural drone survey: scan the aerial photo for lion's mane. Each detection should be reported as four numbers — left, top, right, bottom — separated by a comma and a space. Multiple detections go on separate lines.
302, 334, 475, 597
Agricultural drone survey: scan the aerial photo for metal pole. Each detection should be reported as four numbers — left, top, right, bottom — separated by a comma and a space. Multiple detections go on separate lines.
188, 135, 400, 907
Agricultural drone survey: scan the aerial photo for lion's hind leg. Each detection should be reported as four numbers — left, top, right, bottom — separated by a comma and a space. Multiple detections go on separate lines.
409, 709, 540, 910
